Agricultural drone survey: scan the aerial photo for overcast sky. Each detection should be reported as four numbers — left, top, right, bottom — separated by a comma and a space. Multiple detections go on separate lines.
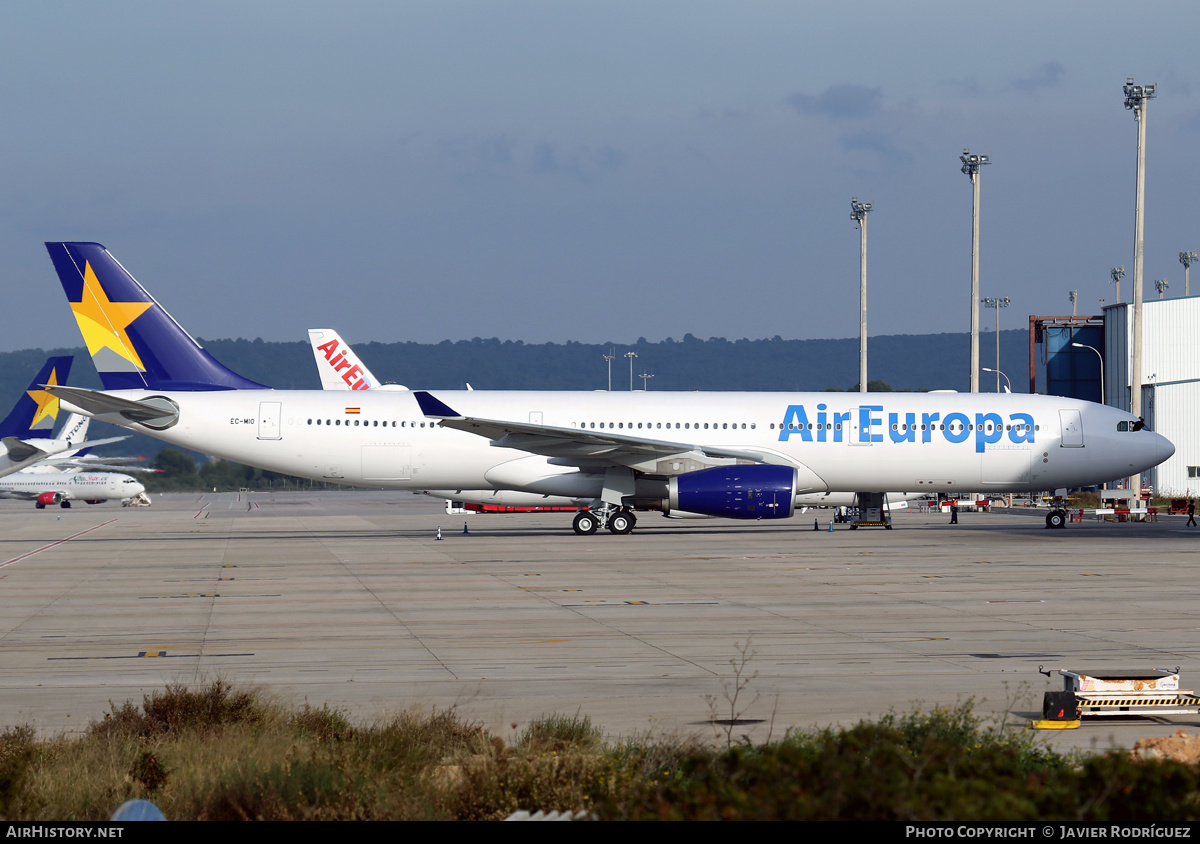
2, 1, 1198, 353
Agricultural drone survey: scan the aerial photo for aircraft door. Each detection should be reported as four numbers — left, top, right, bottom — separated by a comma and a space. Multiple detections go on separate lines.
1058, 409, 1084, 447
846, 407, 872, 446
258, 402, 282, 440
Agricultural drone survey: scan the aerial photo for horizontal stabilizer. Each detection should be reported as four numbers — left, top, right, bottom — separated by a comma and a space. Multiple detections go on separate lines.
1, 436, 53, 462
44, 386, 179, 430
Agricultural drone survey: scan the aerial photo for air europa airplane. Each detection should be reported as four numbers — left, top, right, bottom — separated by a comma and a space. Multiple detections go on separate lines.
43, 242, 1173, 535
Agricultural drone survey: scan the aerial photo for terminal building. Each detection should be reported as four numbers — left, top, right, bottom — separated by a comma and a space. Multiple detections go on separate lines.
1032, 297, 1198, 496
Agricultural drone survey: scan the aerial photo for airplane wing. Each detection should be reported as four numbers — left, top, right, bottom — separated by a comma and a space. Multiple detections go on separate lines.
14, 434, 131, 468
0, 488, 40, 501
414, 391, 777, 472
55, 464, 161, 474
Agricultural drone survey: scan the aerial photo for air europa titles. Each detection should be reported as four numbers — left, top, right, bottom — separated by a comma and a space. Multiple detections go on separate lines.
778, 404, 1037, 454
315, 339, 370, 391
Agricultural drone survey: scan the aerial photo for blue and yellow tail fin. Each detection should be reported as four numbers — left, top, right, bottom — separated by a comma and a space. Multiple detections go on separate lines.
0, 356, 73, 439
45, 242, 269, 391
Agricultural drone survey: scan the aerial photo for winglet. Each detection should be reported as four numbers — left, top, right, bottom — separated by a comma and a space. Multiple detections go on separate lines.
414, 391, 462, 419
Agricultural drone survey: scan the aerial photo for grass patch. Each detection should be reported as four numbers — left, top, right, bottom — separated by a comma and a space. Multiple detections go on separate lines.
516, 713, 603, 753
2, 682, 1198, 820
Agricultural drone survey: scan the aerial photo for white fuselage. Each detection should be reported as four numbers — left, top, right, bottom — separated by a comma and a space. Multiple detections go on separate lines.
0, 471, 145, 502
66, 389, 1172, 500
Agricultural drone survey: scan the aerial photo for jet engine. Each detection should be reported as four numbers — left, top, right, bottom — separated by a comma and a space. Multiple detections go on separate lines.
664, 465, 797, 519
35, 491, 63, 509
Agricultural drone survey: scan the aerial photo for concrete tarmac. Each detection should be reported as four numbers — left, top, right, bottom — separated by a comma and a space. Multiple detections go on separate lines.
1, 491, 1197, 752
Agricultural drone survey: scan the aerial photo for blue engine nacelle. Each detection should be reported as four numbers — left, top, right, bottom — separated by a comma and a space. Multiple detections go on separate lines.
668, 465, 797, 519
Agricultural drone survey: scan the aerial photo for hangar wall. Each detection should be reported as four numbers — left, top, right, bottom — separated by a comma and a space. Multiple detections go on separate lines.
1105, 297, 1200, 495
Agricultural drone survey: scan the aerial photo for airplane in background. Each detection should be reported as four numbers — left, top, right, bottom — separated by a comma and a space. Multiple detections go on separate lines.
0, 470, 147, 509
0, 356, 126, 479
0, 356, 77, 477
308, 329, 406, 391
43, 241, 1173, 535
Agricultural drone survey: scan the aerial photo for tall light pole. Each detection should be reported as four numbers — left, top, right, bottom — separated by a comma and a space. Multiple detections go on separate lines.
850, 197, 873, 394
638, 372, 654, 391
603, 348, 615, 391
625, 351, 637, 391
1069, 290, 1079, 316
961, 149, 991, 392
1155, 278, 1169, 299
1110, 265, 1125, 303
982, 367, 1011, 392
1180, 250, 1196, 296
981, 296, 1009, 392
1124, 78, 1154, 417
1124, 77, 1156, 496
1072, 342, 1105, 405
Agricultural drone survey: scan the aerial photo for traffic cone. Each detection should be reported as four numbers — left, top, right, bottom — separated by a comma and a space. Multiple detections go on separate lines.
463, 522, 469, 535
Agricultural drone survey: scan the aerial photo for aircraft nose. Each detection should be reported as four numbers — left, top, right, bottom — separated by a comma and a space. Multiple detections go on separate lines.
1157, 432, 1175, 463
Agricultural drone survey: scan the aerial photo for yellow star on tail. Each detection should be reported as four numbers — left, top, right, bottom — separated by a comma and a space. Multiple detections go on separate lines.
26, 364, 62, 429
70, 261, 154, 371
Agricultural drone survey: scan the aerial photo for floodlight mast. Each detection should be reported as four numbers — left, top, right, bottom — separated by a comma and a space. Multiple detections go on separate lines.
982, 367, 1011, 392
625, 351, 637, 391
1110, 265, 1125, 303
981, 296, 1010, 392
1069, 290, 1079, 316
1180, 251, 1196, 296
961, 148, 991, 392
1124, 76, 1156, 497
850, 197, 873, 394
1155, 278, 1169, 299
603, 349, 615, 391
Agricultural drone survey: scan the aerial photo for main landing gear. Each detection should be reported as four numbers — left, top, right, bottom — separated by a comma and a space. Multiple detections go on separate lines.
572, 506, 637, 536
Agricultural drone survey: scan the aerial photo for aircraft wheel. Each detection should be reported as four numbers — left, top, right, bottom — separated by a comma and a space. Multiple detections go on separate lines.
572, 511, 598, 536
35, 502, 45, 510
60, 501, 71, 509
1046, 509, 1066, 530
608, 512, 634, 534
